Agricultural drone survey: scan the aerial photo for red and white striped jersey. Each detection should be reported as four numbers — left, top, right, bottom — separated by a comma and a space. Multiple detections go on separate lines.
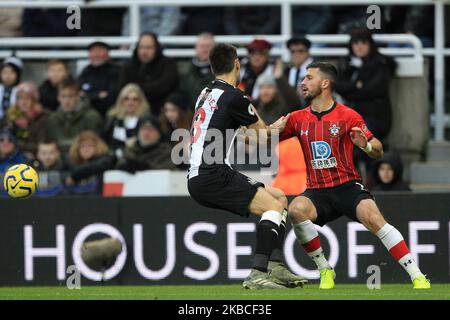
280, 102, 374, 189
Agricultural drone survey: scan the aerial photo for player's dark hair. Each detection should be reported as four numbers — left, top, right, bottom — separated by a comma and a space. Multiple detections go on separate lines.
306, 61, 338, 90
209, 43, 238, 76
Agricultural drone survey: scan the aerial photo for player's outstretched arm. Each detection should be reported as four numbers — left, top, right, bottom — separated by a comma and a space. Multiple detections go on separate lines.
350, 127, 384, 159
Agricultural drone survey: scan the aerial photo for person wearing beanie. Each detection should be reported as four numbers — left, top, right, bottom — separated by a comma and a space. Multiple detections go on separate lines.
239, 39, 274, 100
78, 41, 120, 118
0, 56, 23, 123
0, 129, 27, 174
254, 71, 300, 125
6, 81, 49, 160
116, 115, 176, 172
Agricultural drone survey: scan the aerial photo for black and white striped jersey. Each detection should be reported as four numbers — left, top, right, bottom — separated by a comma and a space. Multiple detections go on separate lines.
188, 79, 258, 179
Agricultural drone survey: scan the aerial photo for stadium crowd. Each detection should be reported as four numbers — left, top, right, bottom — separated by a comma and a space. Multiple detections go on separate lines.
0, 4, 429, 196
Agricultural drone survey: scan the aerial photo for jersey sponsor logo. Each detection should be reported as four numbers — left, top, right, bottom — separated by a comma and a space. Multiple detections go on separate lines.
329, 124, 341, 137
311, 141, 337, 170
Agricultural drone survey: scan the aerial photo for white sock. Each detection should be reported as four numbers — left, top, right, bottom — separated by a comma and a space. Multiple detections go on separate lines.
293, 220, 331, 270
376, 223, 424, 280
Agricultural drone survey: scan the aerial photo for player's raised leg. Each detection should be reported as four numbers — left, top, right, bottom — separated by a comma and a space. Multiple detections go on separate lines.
242, 187, 287, 289
264, 186, 308, 287
288, 196, 335, 289
356, 199, 430, 289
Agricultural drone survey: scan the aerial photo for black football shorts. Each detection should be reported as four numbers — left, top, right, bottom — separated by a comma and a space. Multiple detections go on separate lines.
188, 165, 264, 217
300, 180, 374, 226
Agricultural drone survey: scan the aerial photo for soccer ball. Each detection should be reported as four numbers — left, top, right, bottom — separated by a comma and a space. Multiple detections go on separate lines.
3, 164, 39, 198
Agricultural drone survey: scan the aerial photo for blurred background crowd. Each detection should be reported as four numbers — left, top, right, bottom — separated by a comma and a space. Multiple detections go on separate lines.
0, 4, 442, 196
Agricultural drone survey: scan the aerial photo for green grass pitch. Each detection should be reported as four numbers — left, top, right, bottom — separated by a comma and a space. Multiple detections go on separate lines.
0, 284, 449, 300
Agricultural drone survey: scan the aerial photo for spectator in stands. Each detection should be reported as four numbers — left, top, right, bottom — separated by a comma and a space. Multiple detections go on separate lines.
117, 115, 176, 172
181, 7, 224, 35
239, 39, 274, 100
160, 92, 192, 139
104, 83, 151, 159
22, 8, 76, 37
335, 28, 397, 141
372, 151, 411, 191
66, 130, 116, 195
284, 37, 314, 107
0, 56, 22, 125
6, 82, 49, 160
225, 7, 280, 35
31, 140, 67, 197
119, 32, 179, 116
0, 130, 27, 174
179, 33, 215, 109
0, 7, 22, 37
78, 41, 120, 118
292, 7, 334, 35
32, 140, 66, 172
254, 63, 300, 124
160, 92, 192, 170
47, 79, 103, 155
122, 6, 183, 36
39, 59, 72, 111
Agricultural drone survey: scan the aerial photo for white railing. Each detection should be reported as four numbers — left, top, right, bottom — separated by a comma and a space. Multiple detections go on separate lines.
0, 0, 448, 140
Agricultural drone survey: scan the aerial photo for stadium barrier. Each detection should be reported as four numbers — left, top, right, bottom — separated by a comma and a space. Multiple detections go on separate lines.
0, 193, 448, 286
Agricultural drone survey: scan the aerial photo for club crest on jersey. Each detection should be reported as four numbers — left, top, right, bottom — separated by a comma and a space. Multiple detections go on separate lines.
311, 141, 337, 170
329, 124, 340, 137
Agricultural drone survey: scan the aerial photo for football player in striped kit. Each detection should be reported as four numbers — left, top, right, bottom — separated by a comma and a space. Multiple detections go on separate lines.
188, 43, 306, 289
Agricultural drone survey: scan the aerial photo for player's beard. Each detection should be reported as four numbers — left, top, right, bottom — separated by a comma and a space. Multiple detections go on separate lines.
304, 86, 322, 102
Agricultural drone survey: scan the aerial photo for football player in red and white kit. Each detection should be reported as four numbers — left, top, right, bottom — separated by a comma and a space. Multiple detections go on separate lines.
275, 62, 430, 289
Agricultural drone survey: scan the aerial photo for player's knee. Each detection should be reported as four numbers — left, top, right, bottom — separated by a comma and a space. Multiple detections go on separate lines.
358, 201, 386, 232
288, 200, 313, 223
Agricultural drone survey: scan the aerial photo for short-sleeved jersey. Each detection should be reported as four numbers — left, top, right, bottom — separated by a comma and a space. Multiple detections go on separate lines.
280, 102, 374, 189
188, 79, 258, 179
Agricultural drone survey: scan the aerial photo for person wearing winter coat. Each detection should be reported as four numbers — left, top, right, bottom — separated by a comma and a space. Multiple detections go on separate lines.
117, 115, 176, 172
47, 79, 103, 155
335, 28, 397, 141
119, 32, 179, 116
65, 130, 116, 195
372, 151, 411, 191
